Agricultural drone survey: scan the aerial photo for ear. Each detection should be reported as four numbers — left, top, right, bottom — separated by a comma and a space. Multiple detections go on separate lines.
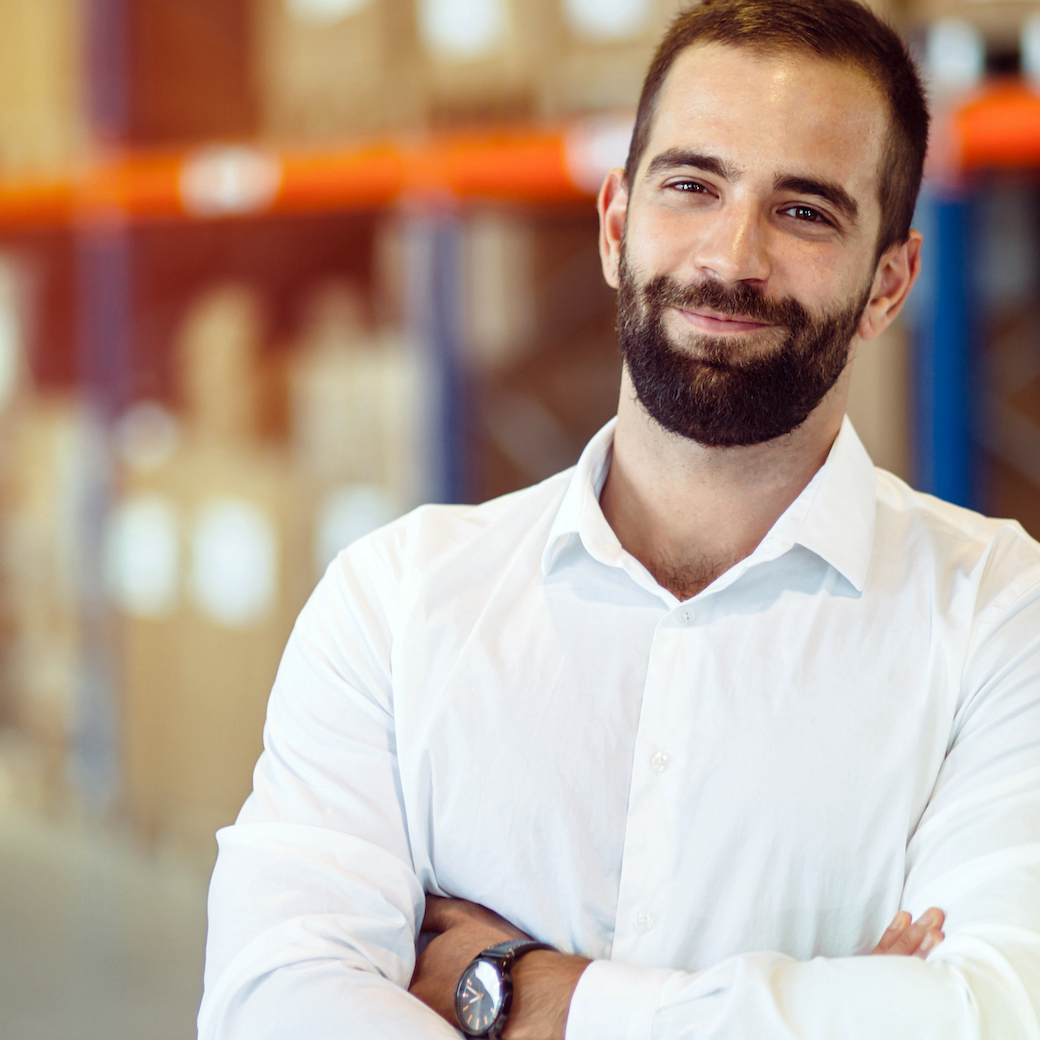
857, 229, 922, 342
598, 167, 629, 290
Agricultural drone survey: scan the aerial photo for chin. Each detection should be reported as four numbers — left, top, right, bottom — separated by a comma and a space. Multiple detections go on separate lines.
664, 325, 786, 367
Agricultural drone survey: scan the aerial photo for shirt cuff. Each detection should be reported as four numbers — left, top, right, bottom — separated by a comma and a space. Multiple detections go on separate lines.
564, 959, 676, 1040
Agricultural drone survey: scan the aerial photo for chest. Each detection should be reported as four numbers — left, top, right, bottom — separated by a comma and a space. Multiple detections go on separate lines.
391, 564, 957, 966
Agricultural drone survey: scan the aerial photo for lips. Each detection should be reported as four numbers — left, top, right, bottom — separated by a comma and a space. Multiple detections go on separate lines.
675, 307, 776, 335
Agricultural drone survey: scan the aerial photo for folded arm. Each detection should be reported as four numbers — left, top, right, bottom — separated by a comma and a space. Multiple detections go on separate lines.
410, 899, 944, 1040
199, 545, 458, 1040
200, 543, 1040, 1040
566, 575, 1040, 1039
412, 571, 1040, 1040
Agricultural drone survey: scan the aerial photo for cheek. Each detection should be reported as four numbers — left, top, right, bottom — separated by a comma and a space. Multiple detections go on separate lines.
773, 257, 832, 302
769, 241, 875, 311
624, 205, 711, 274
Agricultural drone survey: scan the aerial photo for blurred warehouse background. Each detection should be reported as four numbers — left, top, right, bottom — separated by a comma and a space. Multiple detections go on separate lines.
0, 0, 1039, 1036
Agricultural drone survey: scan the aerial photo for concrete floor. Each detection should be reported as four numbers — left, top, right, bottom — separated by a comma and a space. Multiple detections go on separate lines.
0, 807, 208, 1040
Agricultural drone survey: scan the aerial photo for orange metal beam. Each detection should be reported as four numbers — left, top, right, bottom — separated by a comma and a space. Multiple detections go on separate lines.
10, 85, 1040, 232
955, 80, 1040, 171
0, 125, 593, 231
0, 176, 75, 229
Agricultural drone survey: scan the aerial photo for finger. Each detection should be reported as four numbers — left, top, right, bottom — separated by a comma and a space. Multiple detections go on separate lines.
422, 895, 487, 933
890, 908, 944, 956
873, 910, 911, 953
914, 929, 945, 959
421, 895, 454, 932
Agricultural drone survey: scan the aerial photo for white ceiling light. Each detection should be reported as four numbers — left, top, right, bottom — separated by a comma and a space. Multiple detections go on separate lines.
1022, 14, 1040, 85
191, 498, 278, 628
114, 400, 181, 472
564, 0, 650, 41
0, 257, 22, 414
287, 0, 372, 25
104, 495, 180, 618
315, 485, 398, 577
564, 114, 635, 193
180, 146, 282, 218
418, 0, 507, 60
926, 19, 984, 92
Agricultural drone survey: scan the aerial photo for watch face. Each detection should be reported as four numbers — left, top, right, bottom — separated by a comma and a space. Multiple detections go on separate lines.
457, 958, 505, 1035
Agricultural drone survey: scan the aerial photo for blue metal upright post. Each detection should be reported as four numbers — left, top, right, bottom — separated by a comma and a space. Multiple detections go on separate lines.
403, 210, 468, 505
70, 224, 130, 812
66, 0, 135, 813
911, 189, 976, 507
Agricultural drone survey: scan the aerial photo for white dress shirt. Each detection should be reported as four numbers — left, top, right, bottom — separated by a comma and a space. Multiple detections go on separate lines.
199, 417, 1040, 1040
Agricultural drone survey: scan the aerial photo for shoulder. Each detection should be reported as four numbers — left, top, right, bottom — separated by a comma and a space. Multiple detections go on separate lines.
873, 467, 1040, 617
281, 470, 575, 712
326, 466, 576, 597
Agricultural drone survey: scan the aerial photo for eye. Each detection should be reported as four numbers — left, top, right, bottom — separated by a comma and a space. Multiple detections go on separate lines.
667, 179, 712, 195
782, 204, 832, 226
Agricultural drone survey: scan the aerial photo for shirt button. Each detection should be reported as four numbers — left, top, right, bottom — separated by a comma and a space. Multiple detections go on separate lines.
651, 751, 669, 773
681, 609, 691, 622
634, 911, 655, 934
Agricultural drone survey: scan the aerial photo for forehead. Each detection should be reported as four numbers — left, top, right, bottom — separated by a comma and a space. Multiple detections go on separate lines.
643, 43, 889, 208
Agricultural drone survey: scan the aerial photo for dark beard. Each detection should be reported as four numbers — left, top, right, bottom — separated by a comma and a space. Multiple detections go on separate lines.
616, 252, 871, 448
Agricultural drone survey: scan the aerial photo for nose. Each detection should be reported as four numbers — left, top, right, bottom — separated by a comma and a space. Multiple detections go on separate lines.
688, 199, 771, 286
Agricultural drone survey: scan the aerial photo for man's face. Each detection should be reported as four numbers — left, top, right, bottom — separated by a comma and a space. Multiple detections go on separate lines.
610, 43, 891, 446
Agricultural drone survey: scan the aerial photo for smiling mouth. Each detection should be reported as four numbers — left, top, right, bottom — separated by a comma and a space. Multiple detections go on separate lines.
675, 307, 777, 336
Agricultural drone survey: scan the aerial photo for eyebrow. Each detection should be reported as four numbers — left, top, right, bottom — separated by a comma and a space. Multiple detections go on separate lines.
643, 148, 860, 227
644, 149, 741, 182
773, 175, 859, 225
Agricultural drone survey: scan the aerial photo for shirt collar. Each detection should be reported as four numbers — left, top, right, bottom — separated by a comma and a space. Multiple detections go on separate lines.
541, 418, 617, 576
541, 414, 877, 595
786, 415, 876, 593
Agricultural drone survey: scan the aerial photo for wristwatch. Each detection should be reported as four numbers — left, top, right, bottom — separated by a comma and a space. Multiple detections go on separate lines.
454, 939, 555, 1038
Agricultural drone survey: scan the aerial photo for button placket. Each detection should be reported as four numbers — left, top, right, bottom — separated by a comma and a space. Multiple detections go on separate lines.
612, 624, 686, 959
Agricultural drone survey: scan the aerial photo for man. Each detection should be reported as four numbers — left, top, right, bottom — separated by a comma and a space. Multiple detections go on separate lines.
199, 0, 1040, 1037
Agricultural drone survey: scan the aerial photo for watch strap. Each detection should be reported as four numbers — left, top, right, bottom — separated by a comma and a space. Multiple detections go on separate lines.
455, 940, 556, 1039
479, 939, 555, 969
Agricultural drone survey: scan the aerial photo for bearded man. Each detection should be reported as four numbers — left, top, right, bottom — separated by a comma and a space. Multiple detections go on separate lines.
199, 1, 1040, 1037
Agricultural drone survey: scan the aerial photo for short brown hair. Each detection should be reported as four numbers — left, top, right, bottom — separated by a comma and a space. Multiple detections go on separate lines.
625, 0, 929, 260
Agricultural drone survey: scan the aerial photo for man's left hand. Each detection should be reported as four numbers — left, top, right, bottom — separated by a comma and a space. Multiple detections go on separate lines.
409, 896, 591, 1040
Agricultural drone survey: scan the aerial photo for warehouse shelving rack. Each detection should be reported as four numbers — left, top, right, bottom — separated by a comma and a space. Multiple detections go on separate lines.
0, 81, 1033, 506
0, 126, 595, 229
914, 79, 1040, 508
0, 120, 623, 506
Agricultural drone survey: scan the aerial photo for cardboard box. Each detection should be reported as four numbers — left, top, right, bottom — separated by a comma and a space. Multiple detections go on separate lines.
904, 0, 1040, 45
0, 0, 82, 174
536, 0, 675, 117
113, 285, 310, 859
0, 395, 92, 801
256, 0, 426, 140
845, 318, 912, 482
288, 278, 422, 577
417, 0, 557, 123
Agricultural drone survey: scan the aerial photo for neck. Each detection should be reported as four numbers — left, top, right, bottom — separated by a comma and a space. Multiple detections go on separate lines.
600, 368, 849, 600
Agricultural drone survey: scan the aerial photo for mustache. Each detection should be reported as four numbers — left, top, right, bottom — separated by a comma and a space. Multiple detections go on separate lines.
640, 274, 812, 331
